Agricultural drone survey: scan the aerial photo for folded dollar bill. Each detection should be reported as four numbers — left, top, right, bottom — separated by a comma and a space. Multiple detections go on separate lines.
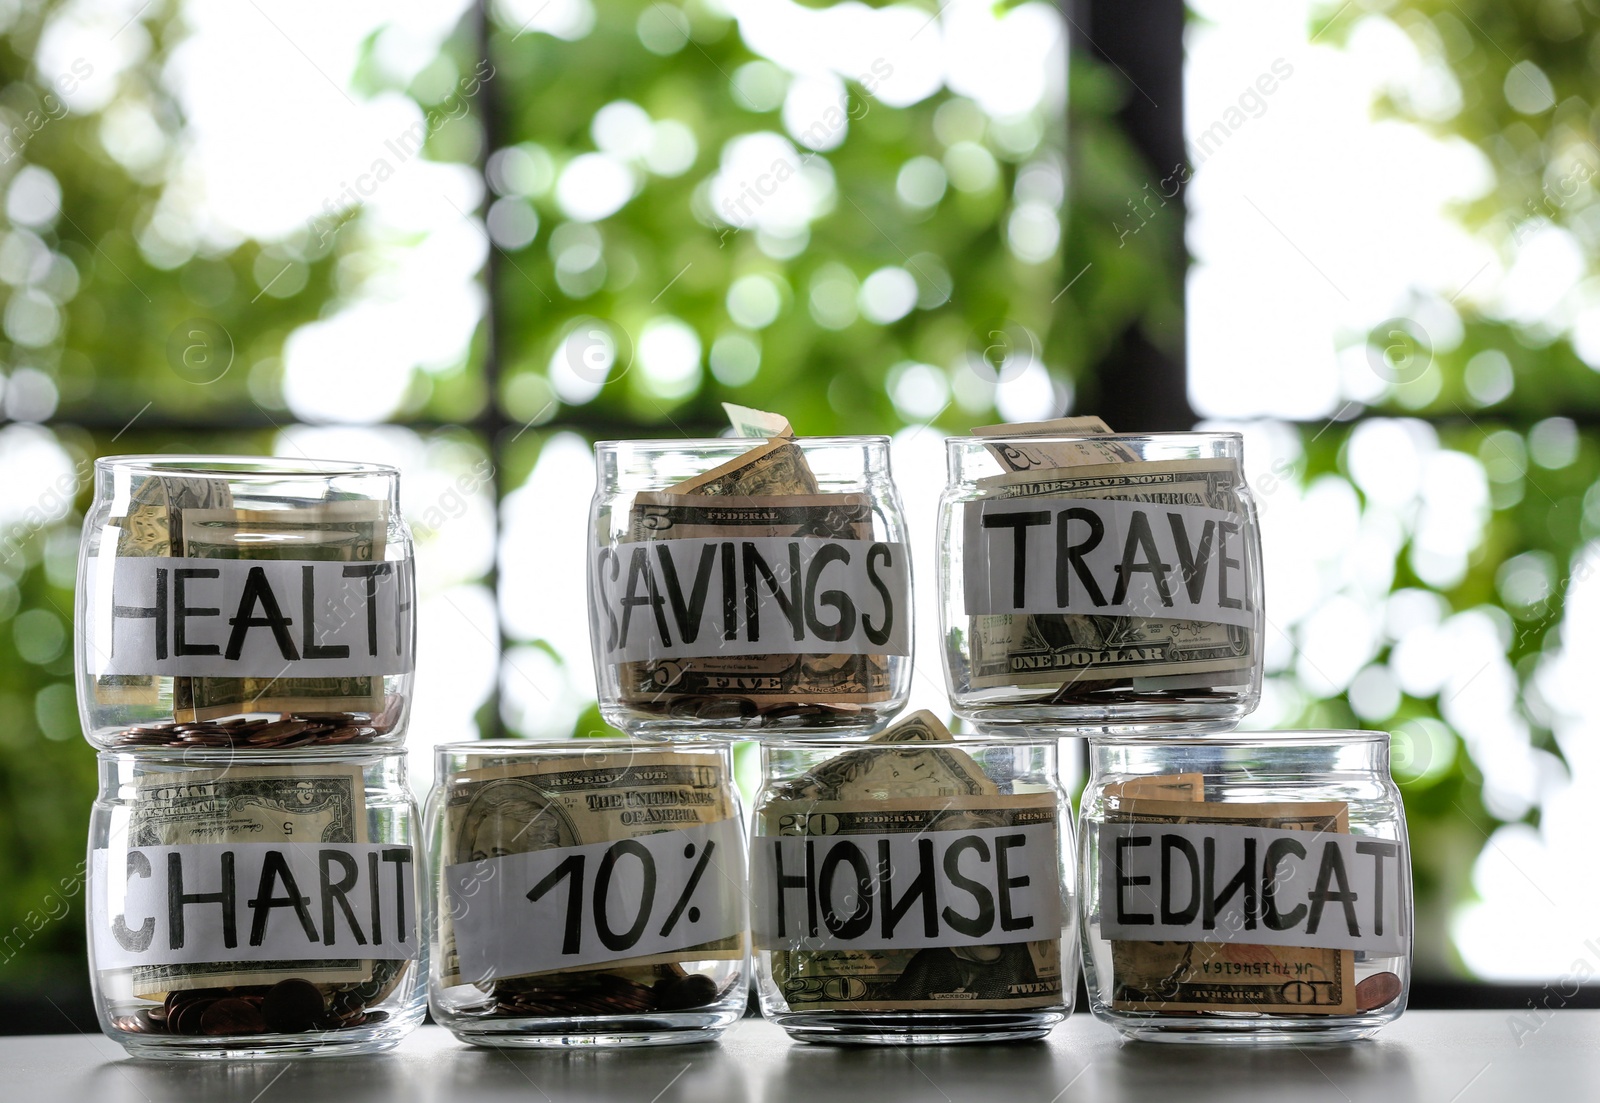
610, 406, 900, 720
960, 416, 1255, 698
758, 710, 1066, 1012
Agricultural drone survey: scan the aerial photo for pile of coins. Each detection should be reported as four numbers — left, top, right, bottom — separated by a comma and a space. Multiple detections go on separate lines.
489, 969, 725, 1018
112, 980, 391, 1037
108, 712, 388, 750
648, 697, 864, 725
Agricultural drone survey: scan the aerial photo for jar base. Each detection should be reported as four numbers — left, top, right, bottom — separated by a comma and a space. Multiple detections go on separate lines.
1095, 1010, 1400, 1045
440, 1009, 742, 1049
109, 1023, 416, 1060
602, 711, 898, 741
766, 1009, 1066, 1046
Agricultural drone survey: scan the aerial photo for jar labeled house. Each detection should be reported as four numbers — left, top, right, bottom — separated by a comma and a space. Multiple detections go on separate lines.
750, 714, 1076, 1044
427, 740, 749, 1047
938, 431, 1262, 732
76, 456, 415, 751
86, 748, 426, 1058
589, 435, 912, 737
1079, 731, 1412, 1042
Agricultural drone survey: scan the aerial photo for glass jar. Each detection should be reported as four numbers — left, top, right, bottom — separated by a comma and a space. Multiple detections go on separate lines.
1078, 731, 1412, 1043
75, 456, 415, 751
750, 736, 1076, 1044
589, 436, 912, 737
938, 432, 1262, 732
426, 740, 749, 1047
86, 747, 426, 1058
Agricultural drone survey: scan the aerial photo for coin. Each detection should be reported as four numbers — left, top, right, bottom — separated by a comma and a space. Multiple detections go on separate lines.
200, 997, 266, 1035
1355, 971, 1403, 1011
651, 973, 719, 1011
262, 979, 326, 1033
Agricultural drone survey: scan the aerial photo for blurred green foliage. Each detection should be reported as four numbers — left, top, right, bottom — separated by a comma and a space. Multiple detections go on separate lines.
0, 0, 1594, 1005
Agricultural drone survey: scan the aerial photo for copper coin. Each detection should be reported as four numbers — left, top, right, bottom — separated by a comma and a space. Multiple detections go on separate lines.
262, 979, 325, 1033
1355, 971, 1403, 1011
652, 973, 719, 1011
200, 997, 266, 1036
169, 1000, 213, 1035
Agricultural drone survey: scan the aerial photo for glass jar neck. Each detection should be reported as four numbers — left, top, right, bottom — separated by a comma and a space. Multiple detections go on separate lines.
1090, 736, 1390, 780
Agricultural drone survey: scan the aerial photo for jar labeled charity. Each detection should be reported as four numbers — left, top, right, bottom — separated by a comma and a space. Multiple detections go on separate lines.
76, 456, 415, 751
1079, 731, 1412, 1043
589, 436, 912, 737
750, 713, 1076, 1044
938, 431, 1262, 732
427, 740, 749, 1047
86, 747, 426, 1058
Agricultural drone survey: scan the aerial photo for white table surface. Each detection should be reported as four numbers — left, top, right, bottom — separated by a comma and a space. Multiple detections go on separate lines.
1, 1012, 1584, 1102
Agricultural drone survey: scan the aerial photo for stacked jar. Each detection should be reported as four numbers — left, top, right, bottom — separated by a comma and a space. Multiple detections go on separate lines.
560, 417, 1072, 1046
938, 421, 1414, 1042
426, 425, 926, 1047
76, 457, 426, 1058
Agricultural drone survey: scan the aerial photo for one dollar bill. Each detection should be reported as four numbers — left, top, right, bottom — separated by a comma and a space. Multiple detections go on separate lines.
128, 763, 370, 997
964, 458, 1255, 691
173, 501, 389, 721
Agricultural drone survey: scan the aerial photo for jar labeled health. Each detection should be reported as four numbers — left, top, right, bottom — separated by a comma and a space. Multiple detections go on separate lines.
1078, 731, 1412, 1043
589, 436, 913, 736
427, 740, 749, 1047
750, 716, 1076, 1044
938, 432, 1263, 732
76, 456, 415, 751
86, 747, 426, 1058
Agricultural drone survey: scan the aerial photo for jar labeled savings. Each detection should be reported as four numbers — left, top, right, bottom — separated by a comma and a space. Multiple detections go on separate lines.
76, 456, 415, 751
86, 748, 426, 1058
427, 740, 749, 1047
938, 432, 1262, 731
588, 436, 913, 737
750, 719, 1076, 1044
1078, 731, 1412, 1043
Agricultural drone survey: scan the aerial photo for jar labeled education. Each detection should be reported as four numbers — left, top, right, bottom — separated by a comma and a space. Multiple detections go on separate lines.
1079, 731, 1412, 1042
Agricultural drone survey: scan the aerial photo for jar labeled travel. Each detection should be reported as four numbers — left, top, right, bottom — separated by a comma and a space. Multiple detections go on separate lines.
76, 456, 415, 751
427, 740, 748, 1047
589, 434, 912, 736
750, 712, 1076, 1044
1079, 731, 1412, 1043
938, 426, 1263, 731
87, 748, 426, 1058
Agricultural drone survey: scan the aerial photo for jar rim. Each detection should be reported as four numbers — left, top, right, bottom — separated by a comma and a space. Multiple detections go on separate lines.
95, 455, 399, 478
434, 738, 731, 754
757, 736, 1060, 750
1089, 728, 1388, 747
945, 430, 1243, 446
96, 745, 408, 764
594, 435, 892, 451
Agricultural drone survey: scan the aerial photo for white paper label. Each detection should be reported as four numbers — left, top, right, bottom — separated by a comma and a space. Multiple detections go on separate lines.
751, 824, 1060, 952
593, 537, 910, 661
89, 843, 418, 968
443, 818, 745, 982
1098, 822, 1406, 953
83, 555, 414, 678
962, 498, 1254, 628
